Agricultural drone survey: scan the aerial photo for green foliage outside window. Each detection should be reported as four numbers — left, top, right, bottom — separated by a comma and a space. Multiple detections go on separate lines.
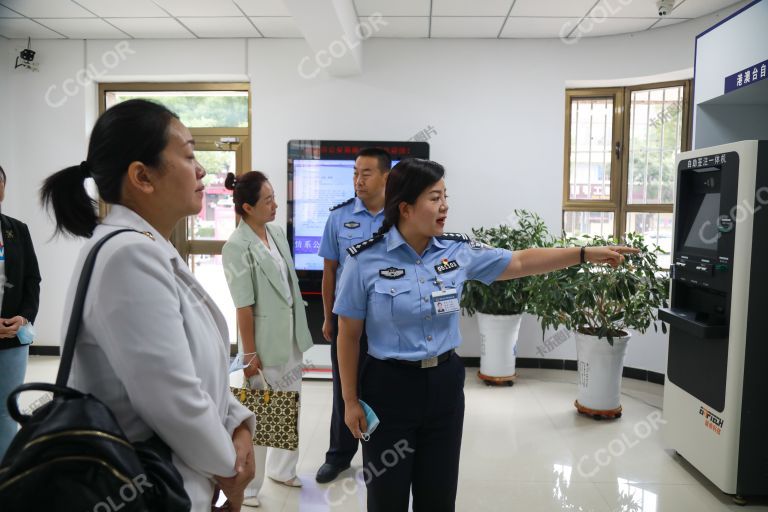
115, 93, 248, 128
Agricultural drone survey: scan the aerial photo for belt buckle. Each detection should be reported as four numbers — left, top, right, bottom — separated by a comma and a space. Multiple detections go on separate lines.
421, 356, 438, 368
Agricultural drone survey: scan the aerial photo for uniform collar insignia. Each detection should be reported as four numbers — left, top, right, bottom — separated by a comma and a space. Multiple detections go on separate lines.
379, 267, 406, 279
4, 229, 13, 239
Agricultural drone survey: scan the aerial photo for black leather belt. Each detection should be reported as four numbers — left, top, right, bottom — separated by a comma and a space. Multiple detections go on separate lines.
387, 349, 454, 369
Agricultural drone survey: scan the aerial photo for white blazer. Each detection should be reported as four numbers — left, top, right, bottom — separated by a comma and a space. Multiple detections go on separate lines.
63, 205, 255, 511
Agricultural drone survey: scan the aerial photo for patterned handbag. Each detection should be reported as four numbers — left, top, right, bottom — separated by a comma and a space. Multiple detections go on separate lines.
231, 371, 299, 450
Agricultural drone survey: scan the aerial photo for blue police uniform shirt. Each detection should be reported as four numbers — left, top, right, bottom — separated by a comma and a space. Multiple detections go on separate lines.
333, 227, 513, 361
318, 197, 384, 292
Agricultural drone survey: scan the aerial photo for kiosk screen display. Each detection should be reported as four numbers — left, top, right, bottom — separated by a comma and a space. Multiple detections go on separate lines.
682, 192, 721, 252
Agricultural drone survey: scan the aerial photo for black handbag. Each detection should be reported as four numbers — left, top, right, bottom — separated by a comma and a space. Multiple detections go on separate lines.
0, 229, 191, 512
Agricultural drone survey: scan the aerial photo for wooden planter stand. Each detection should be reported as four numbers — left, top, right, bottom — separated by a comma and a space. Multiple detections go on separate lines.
478, 371, 517, 387
574, 400, 622, 420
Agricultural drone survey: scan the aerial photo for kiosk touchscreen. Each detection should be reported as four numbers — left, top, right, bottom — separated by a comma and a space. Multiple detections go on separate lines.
660, 140, 768, 499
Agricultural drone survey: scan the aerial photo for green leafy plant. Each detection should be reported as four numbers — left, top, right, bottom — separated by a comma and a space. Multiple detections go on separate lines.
528, 232, 669, 343
460, 210, 552, 316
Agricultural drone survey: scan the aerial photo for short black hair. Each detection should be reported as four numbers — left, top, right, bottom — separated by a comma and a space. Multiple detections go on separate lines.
0, 164, 5, 183
355, 147, 392, 172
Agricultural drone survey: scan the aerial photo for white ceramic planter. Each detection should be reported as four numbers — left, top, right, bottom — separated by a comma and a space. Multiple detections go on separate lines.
575, 331, 631, 412
477, 313, 522, 379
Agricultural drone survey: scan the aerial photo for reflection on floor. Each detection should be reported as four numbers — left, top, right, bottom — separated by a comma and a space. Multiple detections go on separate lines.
21, 357, 768, 511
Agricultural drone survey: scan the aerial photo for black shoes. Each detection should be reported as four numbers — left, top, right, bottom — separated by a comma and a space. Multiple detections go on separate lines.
315, 462, 351, 483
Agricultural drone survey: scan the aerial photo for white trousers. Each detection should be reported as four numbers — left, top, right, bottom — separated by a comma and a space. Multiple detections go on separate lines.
244, 341, 303, 497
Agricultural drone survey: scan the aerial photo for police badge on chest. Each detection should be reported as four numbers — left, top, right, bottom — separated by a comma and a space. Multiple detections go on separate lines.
379, 267, 406, 279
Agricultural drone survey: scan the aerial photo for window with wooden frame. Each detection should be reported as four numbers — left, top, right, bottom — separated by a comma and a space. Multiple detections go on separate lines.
563, 80, 692, 268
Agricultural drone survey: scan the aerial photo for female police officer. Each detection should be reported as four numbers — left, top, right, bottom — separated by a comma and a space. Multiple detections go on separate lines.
333, 158, 638, 511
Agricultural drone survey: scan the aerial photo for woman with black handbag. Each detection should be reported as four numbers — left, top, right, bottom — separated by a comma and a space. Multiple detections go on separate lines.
37, 99, 256, 511
0, 164, 41, 460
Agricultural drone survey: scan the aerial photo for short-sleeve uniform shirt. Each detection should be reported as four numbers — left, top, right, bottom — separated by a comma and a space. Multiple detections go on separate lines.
333, 227, 513, 361
318, 197, 384, 293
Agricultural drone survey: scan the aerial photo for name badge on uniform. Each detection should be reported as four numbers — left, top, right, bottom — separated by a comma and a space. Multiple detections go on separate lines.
435, 259, 460, 274
431, 289, 459, 316
344, 221, 361, 229
379, 267, 405, 279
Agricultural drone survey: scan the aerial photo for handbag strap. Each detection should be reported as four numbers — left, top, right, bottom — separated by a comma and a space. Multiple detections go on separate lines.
243, 369, 273, 392
55, 228, 139, 387
256, 369, 273, 391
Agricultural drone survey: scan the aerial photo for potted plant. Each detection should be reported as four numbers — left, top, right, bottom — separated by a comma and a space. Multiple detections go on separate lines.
528, 232, 669, 417
461, 210, 551, 386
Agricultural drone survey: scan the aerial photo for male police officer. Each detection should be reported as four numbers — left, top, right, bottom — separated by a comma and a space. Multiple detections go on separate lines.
315, 147, 391, 483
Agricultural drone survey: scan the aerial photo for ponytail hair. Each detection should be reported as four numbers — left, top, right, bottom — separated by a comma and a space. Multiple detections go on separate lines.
374, 218, 394, 237
224, 170, 269, 217
40, 99, 178, 237
40, 163, 98, 238
374, 158, 445, 237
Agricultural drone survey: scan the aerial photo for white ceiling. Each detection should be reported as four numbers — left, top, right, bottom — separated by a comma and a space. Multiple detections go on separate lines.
0, 0, 745, 40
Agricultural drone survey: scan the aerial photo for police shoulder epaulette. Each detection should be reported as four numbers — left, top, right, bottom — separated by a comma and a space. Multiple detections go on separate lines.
329, 197, 355, 211
437, 232, 470, 242
346, 234, 384, 256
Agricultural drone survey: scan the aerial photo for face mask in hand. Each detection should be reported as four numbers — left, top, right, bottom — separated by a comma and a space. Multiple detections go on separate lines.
359, 399, 380, 441
229, 353, 247, 373
17, 323, 35, 345
229, 352, 258, 373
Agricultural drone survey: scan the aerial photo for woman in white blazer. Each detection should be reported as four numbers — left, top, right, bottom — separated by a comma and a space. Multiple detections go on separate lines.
40, 99, 256, 512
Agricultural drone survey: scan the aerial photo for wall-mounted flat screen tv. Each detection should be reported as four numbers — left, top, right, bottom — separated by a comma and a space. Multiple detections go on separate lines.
287, 140, 430, 285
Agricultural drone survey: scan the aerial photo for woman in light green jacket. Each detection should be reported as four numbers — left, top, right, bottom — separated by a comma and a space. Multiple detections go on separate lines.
222, 171, 313, 507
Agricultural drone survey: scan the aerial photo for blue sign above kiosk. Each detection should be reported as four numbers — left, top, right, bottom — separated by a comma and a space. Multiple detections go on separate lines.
724, 58, 768, 93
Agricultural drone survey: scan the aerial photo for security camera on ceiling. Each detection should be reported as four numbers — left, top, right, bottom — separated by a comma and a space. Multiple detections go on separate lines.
656, 0, 676, 16
14, 37, 38, 71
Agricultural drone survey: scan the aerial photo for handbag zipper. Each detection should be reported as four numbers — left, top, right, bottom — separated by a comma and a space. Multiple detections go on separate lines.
0, 455, 134, 492
22, 429, 135, 451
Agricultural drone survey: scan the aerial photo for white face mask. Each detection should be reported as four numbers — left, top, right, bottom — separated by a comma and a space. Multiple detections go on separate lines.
228, 352, 257, 373
359, 399, 380, 441
17, 323, 35, 345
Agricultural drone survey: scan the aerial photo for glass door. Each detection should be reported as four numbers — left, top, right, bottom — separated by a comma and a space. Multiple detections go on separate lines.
173, 137, 249, 348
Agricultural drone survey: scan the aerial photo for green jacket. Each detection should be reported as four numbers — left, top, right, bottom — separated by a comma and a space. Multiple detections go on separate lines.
222, 222, 312, 366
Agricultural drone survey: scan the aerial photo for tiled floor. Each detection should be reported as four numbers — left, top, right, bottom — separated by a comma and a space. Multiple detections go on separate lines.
21, 357, 768, 511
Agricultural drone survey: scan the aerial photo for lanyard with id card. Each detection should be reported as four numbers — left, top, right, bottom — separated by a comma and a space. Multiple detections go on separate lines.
431, 278, 459, 316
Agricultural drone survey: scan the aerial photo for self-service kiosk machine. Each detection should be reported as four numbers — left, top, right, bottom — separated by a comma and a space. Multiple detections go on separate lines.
660, 140, 768, 500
